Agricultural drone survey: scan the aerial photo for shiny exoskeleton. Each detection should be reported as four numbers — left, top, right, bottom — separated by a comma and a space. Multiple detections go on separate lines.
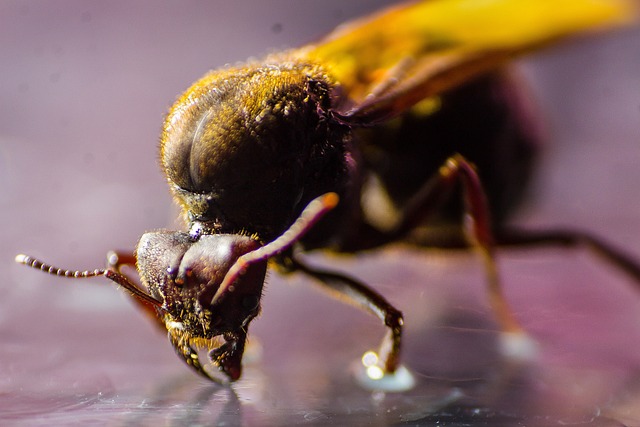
125, 62, 538, 381
17, 0, 639, 384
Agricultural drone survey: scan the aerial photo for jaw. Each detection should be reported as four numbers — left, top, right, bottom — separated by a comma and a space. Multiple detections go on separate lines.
164, 314, 250, 381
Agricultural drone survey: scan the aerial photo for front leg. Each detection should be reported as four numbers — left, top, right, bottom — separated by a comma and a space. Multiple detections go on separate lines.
289, 257, 403, 375
345, 154, 523, 336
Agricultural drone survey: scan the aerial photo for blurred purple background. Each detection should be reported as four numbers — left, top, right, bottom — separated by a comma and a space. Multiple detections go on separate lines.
2, 1, 640, 425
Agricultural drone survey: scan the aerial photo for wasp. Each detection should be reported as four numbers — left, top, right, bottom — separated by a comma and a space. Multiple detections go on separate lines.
16, 0, 639, 385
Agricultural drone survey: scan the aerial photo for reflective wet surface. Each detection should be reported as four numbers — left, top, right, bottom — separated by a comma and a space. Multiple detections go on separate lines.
2, 1, 640, 426
5, 247, 640, 425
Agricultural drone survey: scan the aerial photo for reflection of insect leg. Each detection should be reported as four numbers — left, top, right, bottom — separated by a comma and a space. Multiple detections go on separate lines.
389, 153, 522, 334
496, 229, 640, 284
289, 257, 403, 374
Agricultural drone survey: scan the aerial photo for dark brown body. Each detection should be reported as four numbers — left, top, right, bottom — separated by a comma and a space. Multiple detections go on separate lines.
162, 60, 539, 256
16, 60, 546, 384
305, 71, 540, 253
132, 59, 539, 381
161, 62, 351, 242
357, 72, 538, 229
15, 0, 638, 386
20, 60, 637, 383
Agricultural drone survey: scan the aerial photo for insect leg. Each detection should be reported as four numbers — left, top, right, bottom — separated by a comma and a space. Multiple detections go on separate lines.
289, 257, 403, 374
392, 154, 523, 335
496, 228, 640, 285
211, 192, 339, 306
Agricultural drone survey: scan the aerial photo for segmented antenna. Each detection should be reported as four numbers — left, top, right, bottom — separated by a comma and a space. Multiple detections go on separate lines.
15, 254, 107, 278
211, 192, 339, 305
15, 254, 163, 308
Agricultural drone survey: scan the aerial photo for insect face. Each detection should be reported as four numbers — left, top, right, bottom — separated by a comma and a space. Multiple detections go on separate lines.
136, 231, 266, 339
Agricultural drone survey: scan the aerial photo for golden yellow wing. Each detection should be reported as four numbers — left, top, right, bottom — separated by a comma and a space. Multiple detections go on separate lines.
295, 0, 635, 123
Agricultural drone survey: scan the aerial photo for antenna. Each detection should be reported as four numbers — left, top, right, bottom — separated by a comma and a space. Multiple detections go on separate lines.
15, 254, 163, 308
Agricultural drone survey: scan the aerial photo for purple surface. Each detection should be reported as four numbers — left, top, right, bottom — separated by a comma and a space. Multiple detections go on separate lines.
2, 1, 640, 425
